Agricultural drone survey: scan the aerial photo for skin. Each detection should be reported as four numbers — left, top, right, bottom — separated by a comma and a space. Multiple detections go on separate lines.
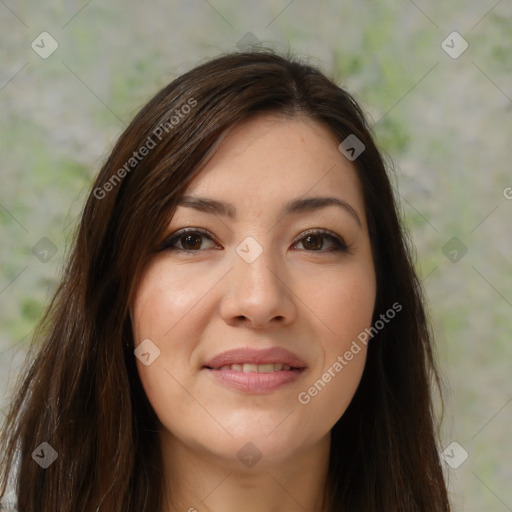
131, 113, 377, 512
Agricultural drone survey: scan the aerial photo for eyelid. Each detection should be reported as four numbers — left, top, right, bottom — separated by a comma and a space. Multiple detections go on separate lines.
290, 228, 349, 251
159, 227, 220, 251
161, 227, 350, 253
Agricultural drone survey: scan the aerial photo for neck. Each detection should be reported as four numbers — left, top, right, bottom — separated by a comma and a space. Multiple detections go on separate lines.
160, 432, 331, 512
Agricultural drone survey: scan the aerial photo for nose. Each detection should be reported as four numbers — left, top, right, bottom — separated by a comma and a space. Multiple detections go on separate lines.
219, 241, 297, 329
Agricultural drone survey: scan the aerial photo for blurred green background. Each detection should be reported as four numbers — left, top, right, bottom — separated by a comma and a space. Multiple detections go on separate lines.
1, 1, 511, 510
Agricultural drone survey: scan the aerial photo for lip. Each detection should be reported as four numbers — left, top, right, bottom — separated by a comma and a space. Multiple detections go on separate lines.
203, 347, 307, 394
203, 347, 307, 369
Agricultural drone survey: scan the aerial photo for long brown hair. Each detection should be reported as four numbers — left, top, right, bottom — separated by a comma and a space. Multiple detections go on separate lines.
0, 50, 451, 511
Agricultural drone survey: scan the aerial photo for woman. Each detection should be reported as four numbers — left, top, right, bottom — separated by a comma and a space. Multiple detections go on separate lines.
0, 50, 451, 511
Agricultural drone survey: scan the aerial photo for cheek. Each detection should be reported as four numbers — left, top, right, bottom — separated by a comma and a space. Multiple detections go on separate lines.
305, 263, 376, 347
299, 344, 368, 441
294, 263, 375, 429
131, 263, 210, 342
131, 265, 203, 410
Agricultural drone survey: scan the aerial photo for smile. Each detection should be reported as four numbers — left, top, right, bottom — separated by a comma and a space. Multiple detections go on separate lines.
211, 363, 296, 372
202, 346, 307, 393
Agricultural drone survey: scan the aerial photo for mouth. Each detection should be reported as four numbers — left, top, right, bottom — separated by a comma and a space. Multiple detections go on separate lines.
203, 346, 307, 369
205, 363, 301, 372
202, 347, 307, 393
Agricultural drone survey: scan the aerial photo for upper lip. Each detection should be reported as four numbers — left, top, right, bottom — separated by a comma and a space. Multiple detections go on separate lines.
203, 347, 307, 369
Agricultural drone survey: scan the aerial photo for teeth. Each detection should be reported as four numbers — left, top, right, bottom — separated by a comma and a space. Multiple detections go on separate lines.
243, 363, 258, 373
216, 363, 292, 372
257, 364, 275, 373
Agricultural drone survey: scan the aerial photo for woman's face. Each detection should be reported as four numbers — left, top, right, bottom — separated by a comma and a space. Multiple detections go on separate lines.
131, 114, 376, 470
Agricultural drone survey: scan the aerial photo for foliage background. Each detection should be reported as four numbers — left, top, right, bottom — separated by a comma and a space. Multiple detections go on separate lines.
1, 1, 511, 510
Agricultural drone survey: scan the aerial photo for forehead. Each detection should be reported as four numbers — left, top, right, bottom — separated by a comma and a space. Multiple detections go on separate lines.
180, 113, 365, 218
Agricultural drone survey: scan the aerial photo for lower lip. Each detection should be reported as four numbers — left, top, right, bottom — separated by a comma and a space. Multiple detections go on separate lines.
204, 368, 305, 393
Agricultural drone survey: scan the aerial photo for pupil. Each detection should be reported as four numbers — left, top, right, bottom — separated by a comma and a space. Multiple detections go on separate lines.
179, 234, 325, 251
304, 235, 322, 250
183, 234, 201, 250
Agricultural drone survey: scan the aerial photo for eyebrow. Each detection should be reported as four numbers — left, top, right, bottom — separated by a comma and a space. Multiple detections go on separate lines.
175, 195, 362, 227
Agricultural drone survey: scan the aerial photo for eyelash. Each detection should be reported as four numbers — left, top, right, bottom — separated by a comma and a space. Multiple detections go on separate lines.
160, 227, 350, 254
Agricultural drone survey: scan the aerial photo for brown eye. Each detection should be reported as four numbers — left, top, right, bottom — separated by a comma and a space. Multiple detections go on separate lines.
180, 233, 203, 251
161, 228, 218, 252
293, 229, 349, 253
301, 234, 324, 251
